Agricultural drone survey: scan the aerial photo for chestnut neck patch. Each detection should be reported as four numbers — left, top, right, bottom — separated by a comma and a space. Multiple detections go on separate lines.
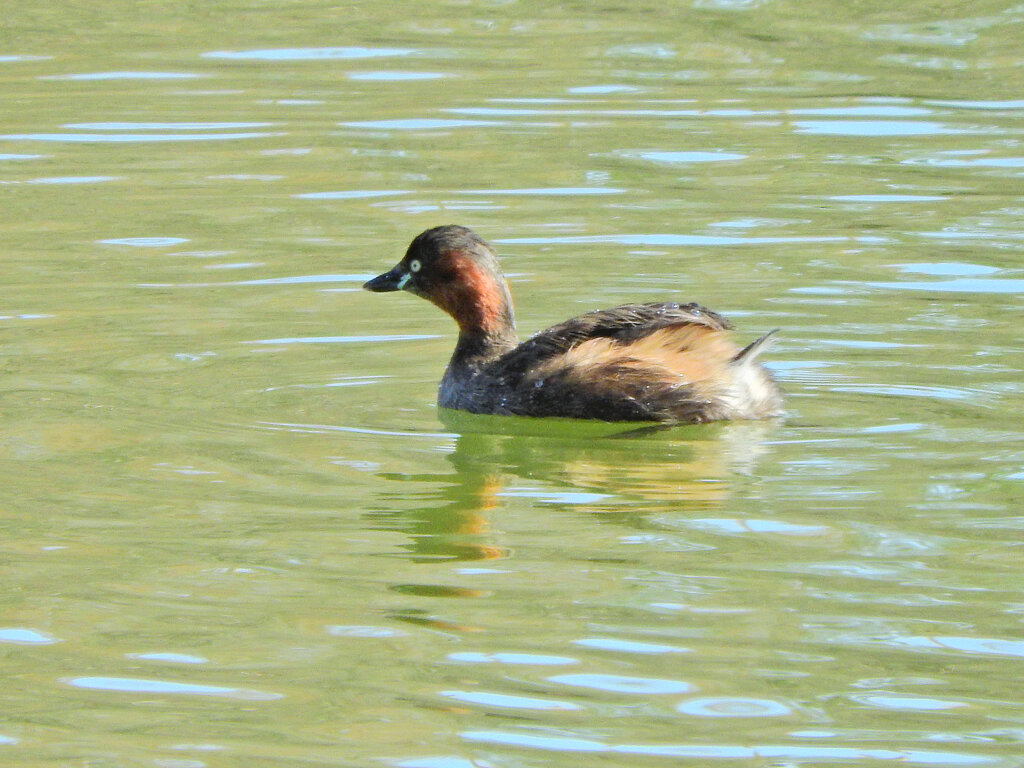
431, 250, 514, 337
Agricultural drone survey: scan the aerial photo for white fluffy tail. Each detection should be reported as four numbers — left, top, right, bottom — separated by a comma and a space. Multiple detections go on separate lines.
726, 329, 783, 419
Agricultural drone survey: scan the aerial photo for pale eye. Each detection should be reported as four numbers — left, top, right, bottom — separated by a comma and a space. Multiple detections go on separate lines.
409, 259, 422, 273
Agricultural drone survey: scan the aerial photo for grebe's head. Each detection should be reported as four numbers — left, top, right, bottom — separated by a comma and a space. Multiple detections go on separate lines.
364, 225, 514, 335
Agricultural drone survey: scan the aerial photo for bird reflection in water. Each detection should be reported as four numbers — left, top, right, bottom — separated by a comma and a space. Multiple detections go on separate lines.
373, 412, 779, 564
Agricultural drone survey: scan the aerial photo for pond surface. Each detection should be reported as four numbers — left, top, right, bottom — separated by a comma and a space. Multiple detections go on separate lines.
2, 1, 1023, 766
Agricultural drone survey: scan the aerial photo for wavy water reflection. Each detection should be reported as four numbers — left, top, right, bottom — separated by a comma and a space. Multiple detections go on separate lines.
461, 730, 995, 764
0, 627, 61, 645
550, 673, 694, 694
348, 71, 448, 81
40, 71, 203, 80
448, 652, 579, 665
793, 120, 974, 136
573, 637, 691, 654
65, 676, 283, 700
14, 175, 120, 185
126, 652, 208, 664
342, 118, 505, 130
615, 149, 747, 164
3, 131, 280, 142
65, 121, 276, 131
100, 237, 189, 247
201, 46, 420, 60
440, 689, 582, 711
498, 233, 847, 246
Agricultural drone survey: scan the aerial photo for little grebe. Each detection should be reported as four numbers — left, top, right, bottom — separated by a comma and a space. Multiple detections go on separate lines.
364, 225, 783, 423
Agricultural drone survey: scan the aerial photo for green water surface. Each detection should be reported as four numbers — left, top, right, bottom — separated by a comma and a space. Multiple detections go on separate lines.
2, 1, 1023, 766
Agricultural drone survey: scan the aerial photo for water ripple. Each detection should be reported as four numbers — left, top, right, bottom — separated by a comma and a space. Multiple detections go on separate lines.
867, 279, 1024, 294
850, 693, 966, 711
917, 230, 1024, 240
447, 651, 579, 665
573, 637, 690, 654
461, 731, 994, 763
496, 488, 611, 504
257, 421, 456, 440
349, 71, 448, 81
569, 85, 641, 94
683, 518, 829, 536
99, 237, 189, 247
790, 106, 933, 117
615, 149, 747, 164
295, 190, 412, 200
907, 156, 1024, 168
461, 187, 623, 196
441, 690, 582, 711
0, 54, 51, 62
0, 627, 61, 645
245, 334, 438, 345
230, 273, 371, 285
201, 47, 418, 60
40, 71, 203, 80
693, 0, 771, 9
3, 132, 281, 143
605, 43, 677, 59
65, 676, 282, 700
127, 652, 207, 664
398, 759, 477, 768
497, 233, 846, 246
64, 121, 276, 131
830, 194, 947, 202
927, 99, 1024, 110
549, 673, 694, 694
341, 118, 504, 130
793, 120, 974, 136
892, 262, 999, 276
676, 697, 792, 717
448, 106, 755, 117
20, 175, 120, 185
888, 635, 1024, 658
863, 19, 999, 46
327, 625, 407, 638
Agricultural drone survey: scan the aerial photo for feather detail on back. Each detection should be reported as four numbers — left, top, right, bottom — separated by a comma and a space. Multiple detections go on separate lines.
528, 323, 735, 390
508, 320, 743, 422
497, 302, 730, 374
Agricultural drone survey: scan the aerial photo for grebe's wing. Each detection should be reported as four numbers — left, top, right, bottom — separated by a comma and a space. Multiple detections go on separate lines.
493, 303, 773, 422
